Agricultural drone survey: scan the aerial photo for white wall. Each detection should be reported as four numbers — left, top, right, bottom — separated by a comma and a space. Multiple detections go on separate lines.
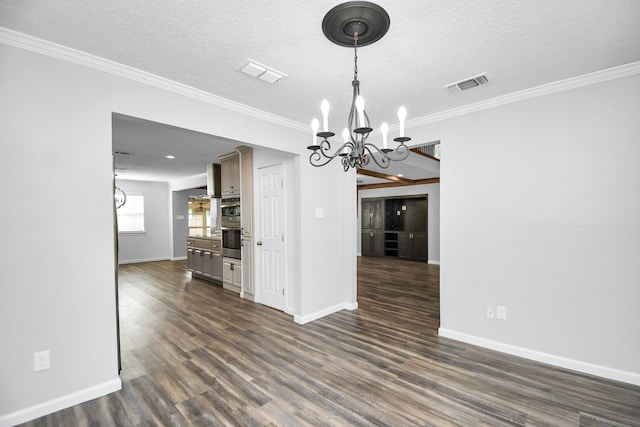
0, 37, 357, 426
297, 163, 358, 323
418, 73, 640, 385
358, 183, 440, 263
116, 179, 171, 263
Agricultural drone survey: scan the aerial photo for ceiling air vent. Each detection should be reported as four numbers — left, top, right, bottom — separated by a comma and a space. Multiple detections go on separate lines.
236, 59, 287, 84
444, 73, 490, 93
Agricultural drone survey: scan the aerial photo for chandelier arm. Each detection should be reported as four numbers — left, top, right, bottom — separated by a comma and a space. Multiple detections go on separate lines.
309, 150, 337, 167
385, 143, 411, 160
362, 144, 392, 169
309, 140, 355, 167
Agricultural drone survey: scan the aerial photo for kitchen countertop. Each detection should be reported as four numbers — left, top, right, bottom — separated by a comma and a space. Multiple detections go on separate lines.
186, 234, 221, 240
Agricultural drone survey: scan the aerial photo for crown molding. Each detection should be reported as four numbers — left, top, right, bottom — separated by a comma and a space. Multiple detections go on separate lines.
408, 61, 640, 128
0, 27, 308, 133
3, 27, 639, 133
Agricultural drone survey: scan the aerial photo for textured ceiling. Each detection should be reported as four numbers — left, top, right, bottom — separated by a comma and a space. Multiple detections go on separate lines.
1, 0, 639, 182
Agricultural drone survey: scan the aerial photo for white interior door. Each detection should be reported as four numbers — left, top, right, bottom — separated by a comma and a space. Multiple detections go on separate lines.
256, 163, 286, 310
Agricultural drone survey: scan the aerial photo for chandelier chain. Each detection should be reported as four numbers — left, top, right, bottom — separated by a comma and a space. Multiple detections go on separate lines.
353, 32, 359, 81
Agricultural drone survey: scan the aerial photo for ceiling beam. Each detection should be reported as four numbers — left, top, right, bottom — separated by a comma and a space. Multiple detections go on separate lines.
357, 168, 414, 184
358, 176, 440, 191
410, 148, 440, 162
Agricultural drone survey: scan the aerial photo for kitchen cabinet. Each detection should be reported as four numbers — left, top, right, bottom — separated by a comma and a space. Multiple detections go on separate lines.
361, 199, 384, 231
222, 257, 242, 293
362, 231, 385, 257
398, 232, 427, 262
238, 146, 253, 238
220, 152, 240, 196
241, 237, 254, 299
361, 199, 384, 257
187, 237, 223, 282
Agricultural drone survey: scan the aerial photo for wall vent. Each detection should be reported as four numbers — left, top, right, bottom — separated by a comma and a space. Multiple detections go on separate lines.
444, 73, 490, 93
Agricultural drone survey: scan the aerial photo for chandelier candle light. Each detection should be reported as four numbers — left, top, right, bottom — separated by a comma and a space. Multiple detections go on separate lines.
308, 1, 410, 171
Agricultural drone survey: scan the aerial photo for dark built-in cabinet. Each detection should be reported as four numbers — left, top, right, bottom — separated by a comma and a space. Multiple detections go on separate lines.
361, 199, 385, 257
361, 196, 428, 262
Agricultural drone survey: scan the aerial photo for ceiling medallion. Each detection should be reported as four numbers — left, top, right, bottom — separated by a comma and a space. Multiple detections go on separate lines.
308, 1, 410, 171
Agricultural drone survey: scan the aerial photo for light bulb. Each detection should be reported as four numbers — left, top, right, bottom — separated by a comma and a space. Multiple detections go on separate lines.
398, 106, 407, 137
342, 128, 350, 143
381, 122, 389, 149
355, 96, 365, 128
311, 118, 319, 146
320, 100, 330, 132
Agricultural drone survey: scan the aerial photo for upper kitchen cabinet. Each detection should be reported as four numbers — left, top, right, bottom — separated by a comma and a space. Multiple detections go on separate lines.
219, 152, 240, 196
361, 199, 385, 257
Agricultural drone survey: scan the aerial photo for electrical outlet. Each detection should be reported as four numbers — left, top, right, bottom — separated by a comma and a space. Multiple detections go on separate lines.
497, 306, 507, 320
486, 306, 495, 319
34, 350, 50, 372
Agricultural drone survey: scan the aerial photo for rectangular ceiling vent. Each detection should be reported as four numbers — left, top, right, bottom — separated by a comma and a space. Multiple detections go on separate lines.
444, 73, 490, 93
236, 59, 287, 84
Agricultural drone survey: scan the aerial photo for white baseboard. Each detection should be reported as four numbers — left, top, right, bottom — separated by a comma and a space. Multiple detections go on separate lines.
438, 328, 640, 387
294, 301, 358, 325
0, 378, 122, 427
171, 256, 187, 261
118, 256, 169, 265
428, 259, 440, 265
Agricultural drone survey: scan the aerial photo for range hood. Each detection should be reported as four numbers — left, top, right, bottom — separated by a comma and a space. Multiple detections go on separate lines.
206, 163, 221, 198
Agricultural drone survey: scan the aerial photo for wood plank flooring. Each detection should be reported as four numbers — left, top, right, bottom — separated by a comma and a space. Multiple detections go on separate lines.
21, 257, 640, 426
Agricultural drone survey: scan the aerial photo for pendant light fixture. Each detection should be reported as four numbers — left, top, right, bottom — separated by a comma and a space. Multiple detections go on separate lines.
308, 1, 410, 171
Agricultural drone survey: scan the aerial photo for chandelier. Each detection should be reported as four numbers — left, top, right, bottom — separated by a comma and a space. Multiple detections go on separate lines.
308, 1, 410, 171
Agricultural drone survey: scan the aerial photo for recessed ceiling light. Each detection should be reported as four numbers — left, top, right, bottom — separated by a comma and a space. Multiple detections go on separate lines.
165, 155, 175, 159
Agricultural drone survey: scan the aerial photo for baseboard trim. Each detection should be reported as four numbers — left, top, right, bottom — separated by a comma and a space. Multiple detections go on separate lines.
428, 260, 440, 265
0, 378, 122, 427
294, 301, 358, 325
171, 256, 187, 261
438, 328, 640, 386
118, 257, 169, 265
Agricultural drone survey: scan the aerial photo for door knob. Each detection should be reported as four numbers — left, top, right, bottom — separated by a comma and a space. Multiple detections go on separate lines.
257, 241, 263, 246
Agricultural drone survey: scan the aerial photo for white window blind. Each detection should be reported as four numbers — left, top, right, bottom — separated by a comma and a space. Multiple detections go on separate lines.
117, 193, 145, 233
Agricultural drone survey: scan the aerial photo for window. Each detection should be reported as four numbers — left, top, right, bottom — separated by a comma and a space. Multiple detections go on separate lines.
117, 193, 145, 233
188, 198, 211, 237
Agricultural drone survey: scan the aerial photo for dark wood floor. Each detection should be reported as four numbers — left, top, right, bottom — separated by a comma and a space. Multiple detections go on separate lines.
21, 257, 640, 426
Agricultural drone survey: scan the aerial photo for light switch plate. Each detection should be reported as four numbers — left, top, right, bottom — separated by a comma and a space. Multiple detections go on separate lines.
497, 306, 507, 320
34, 350, 50, 372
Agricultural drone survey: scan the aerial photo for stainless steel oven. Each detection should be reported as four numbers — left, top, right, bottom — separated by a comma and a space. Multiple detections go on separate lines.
220, 197, 240, 228
221, 227, 241, 259
221, 197, 242, 259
